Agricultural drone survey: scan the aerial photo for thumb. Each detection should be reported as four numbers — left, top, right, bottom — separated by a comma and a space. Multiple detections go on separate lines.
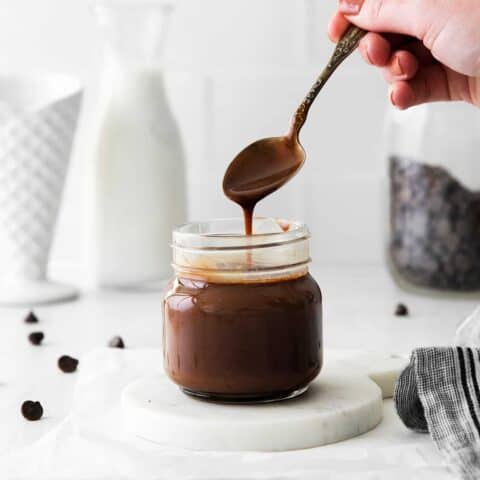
339, 0, 430, 40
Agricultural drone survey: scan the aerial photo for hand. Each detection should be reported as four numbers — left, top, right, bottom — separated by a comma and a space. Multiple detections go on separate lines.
328, 0, 480, 109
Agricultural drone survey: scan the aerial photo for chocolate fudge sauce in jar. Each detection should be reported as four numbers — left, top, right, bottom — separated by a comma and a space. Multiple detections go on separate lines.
163, 218, 322, 402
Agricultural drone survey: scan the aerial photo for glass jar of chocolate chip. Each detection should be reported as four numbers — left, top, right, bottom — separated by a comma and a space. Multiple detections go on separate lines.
163, 218, 322, 403
387, 102, 480, 291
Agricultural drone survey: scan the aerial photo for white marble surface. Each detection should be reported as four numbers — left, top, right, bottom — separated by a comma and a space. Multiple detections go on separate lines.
122, 350, 391, 451
0, 264, 476, 477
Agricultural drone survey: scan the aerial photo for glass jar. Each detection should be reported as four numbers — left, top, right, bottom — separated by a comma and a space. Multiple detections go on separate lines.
386, 102, 480, 291
163, 218, 322, 403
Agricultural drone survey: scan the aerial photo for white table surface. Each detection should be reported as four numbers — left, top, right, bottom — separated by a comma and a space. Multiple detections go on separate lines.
0, 264, 477, 477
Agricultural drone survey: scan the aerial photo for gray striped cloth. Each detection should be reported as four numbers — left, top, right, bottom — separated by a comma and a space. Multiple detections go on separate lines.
395, 347, 480, 480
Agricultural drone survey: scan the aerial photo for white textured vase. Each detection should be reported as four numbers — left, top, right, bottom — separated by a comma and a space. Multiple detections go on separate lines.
0, 74, 82, 305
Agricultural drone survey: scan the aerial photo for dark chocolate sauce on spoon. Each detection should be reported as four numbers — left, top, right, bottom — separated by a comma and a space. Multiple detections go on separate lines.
223, 137, 305, 235
223, 26, 366, 235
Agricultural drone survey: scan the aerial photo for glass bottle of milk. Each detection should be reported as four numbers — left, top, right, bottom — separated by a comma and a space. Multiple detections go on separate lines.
93, 0, 186, 288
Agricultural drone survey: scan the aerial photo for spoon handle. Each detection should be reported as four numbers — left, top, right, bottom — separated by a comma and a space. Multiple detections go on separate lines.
288, 25, 367, 139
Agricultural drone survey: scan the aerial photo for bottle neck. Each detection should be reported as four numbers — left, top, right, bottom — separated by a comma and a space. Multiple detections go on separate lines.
95, 2, 172, 72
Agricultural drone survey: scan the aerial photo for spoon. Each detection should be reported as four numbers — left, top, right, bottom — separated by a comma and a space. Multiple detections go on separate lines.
223, 26, 366, 235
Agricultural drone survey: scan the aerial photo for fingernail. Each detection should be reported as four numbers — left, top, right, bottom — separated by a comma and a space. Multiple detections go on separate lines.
392, 57, 404, 77
389, 87, 397, 107
339, 0, 363, 14
363, 44, 373, 65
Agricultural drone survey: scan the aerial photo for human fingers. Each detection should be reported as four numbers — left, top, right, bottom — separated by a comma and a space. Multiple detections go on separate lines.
327, 11, 350, 42
389, 65, 453, 109
382, 50, 419, 82
358, 32, 391, 66
338, 0, 429, 40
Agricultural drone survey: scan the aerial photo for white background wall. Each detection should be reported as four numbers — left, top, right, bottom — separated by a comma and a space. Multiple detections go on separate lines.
0, 0, 390, 283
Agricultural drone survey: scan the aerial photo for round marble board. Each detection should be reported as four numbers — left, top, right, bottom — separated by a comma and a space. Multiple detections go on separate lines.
121, 350, 407, 452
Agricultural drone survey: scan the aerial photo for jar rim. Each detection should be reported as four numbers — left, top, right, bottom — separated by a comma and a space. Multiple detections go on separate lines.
172, 217, 310, 250
171, 217, 311, 283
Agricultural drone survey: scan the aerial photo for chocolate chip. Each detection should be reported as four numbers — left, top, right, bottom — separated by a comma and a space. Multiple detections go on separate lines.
108, 336, 125, 349
57, 355, 79, 373
24, 311, 39, 324
28, 331, 44, 346
395, 303, 409, 316
21, 400, 43, 421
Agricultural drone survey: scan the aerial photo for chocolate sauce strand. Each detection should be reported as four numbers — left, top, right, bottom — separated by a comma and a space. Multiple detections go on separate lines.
243, 207, 254, 236
289, 26, 366, 139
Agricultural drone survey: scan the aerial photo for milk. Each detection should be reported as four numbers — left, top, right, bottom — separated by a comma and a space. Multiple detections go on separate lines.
93, 68, 186, 287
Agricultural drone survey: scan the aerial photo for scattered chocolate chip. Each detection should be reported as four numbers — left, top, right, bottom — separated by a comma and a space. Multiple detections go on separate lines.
395, 303, 409, 316
28, 331, 44, 346
108, 336, 125, 349
57, 355, 79, 373
24, 311, 39, 324
21, 400, 43, 421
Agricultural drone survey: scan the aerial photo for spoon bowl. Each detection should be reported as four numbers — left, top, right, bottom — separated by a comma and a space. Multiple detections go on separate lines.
223, 135, 305, 207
